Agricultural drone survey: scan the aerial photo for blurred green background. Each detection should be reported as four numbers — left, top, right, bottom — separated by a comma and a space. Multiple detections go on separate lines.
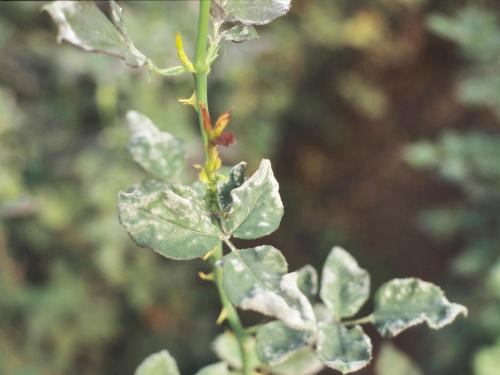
1, 1, 499, 374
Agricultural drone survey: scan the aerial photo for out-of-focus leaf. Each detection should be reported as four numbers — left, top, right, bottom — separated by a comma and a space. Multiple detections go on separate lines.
118, 181, 219, 260
222, 246, 316, 331
126, 111, 185, 180
134, 350, 180, 375
473, 340, 500, 375
320, 247, 370, 319
316, 322, 372, 374
215, 0, 292, 26
375, 343, 423, 375
221, 24, 259, 42
43, 0, 148, 68
373, 278, 467, 337
222, 159, 284, 239
256, 321, 311, 365
270, 348, 324, 375
212, 331, 260, 370
194, 362, 241, 375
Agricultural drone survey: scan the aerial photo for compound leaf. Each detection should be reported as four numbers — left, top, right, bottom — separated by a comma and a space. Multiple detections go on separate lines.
222, 246, 315, 331
134, 350, 180, 375
316, 322, 372, 374
44, 0, 148, 68
320, 247, 370, 319
118, 181, 219, 260
126, 111, 185, 180
373, 278, 468, 337
256, 321, 311, 365
223, 159, 284, 239
215, 0, 292, 26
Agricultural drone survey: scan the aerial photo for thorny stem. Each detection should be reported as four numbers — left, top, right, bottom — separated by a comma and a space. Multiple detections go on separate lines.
192, 1, 251, 374
342, 314, 374, 327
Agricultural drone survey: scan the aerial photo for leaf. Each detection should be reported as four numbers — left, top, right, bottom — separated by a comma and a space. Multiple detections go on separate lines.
297, 265, 319, 302
215, 0, 292, 26
373, 278, 468, 337
319, 247, 370, 319
43, 0, 148, 68
155, 65, 187, 77
212, 331, 260, 370
221, 24, 259, 42
375, 343, 423, 375
316, 322, 372, 374
222, 159, 284, 239
256, 321, 311, 365
217, 162, 247, 213
118, 181, 219, 260
194, 362, 241, 375
473, 340, 500, 375
222, 246, 316, 331
126, 111, 185, 180
134, 350, 180, 375
271, 348, 324, 375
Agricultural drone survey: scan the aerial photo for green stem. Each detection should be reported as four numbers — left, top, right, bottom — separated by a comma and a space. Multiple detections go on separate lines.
193, 2, 251, 374
342, 314, 374, 327
194, 0, 210, 160
212, 243, 251, 375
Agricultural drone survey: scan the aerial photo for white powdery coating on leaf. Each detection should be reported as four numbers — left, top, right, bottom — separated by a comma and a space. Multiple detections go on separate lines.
240, 272, 315, 331
44, 1, 83, 46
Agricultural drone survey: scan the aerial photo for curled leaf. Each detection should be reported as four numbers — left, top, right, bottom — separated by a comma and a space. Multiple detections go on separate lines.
373, 278, 467, 337
44, 0, 148, 68
214, 0, 292, 26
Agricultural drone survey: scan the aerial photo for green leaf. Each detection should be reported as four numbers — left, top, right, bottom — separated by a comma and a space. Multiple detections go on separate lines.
319, 247, 370, 319
217, 162, 248, 213
316, 322, 372, 374
375, 343, 423, 375
118, 181, 219, 260
221, 25, 259, 42
134, 350, 180, 375
222, 246, 316, 330
43, 1, 148, 68
256, 321, 311, 365
212, 332, 260, 370
270, 348, 324, 375
194, 362, 241, 375
222, 159, 284, 239
215, 0, 292, 26
473, 340, 500, 375
297, 265, 318, 302
126, 111, 185, 180
373, 278, 468, 337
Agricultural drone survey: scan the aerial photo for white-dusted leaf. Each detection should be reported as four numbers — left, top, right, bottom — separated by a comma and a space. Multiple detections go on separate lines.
215, 0, 292, 26
256, 321, 311, 365
221, 24, 259, 42
223, 159, 283, 239
375, 343, 423, 375
297, 265, 319, 302
126, 111, 185, 180
217, 162, 248, 213
222, 246, 315, 331
320, 247, 370, 319
194, 362, 241, 375
212, 331, 260, 370
43, 1, 147, 68
155, 65, 187, 76
317, 323, 372, 374
271, 348, 324, 375
373, 278, 468, 337
134, 350, 180, 375
118, 181, 219, 260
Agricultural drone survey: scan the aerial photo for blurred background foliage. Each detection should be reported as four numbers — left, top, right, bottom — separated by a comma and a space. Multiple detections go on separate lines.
0, 1, 499, 374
